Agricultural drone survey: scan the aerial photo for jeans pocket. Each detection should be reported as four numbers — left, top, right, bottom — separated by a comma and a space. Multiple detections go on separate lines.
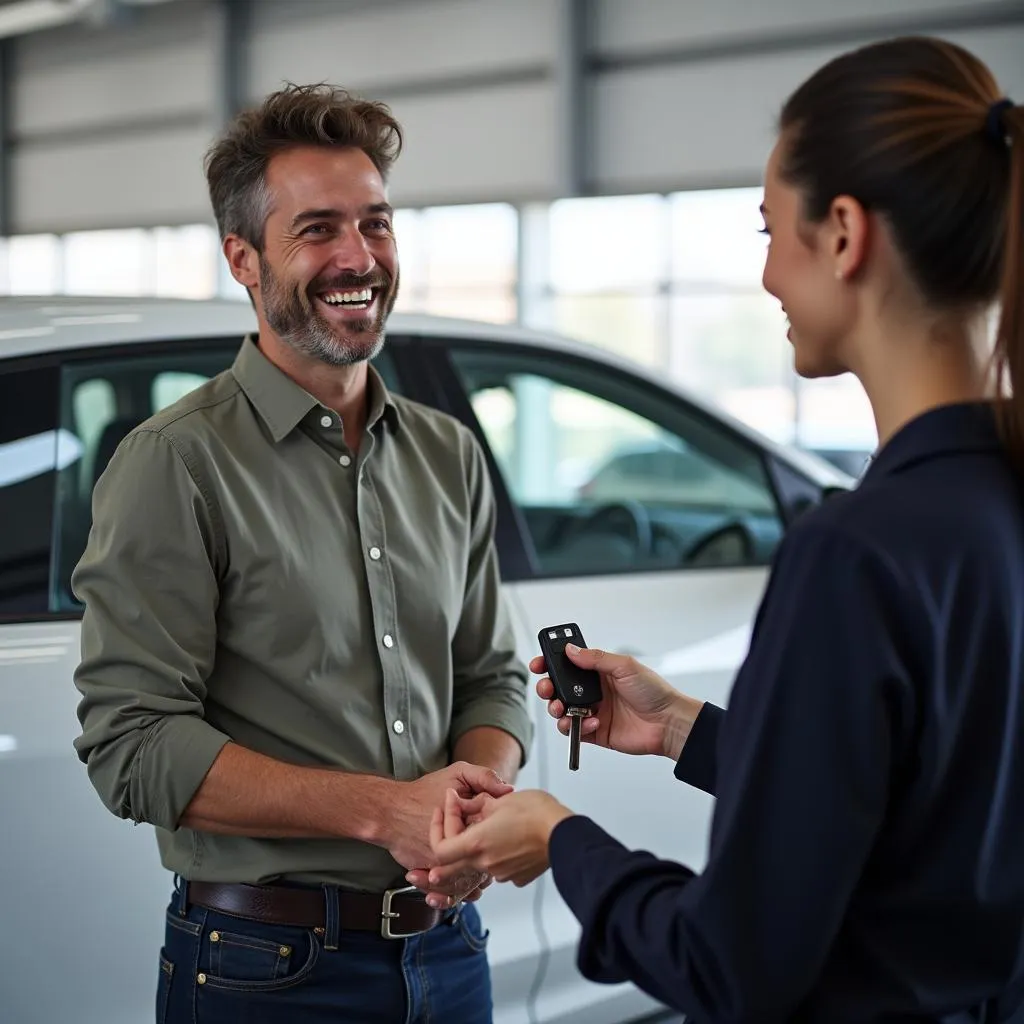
156, 952, 174, 1024
200, 922, 320, 994
208, 930, 293, 983
454, 905, 490, 954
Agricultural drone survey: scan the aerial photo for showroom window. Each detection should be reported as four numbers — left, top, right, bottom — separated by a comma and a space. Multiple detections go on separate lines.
393, 203, 518, 324
0, 188, 877, 465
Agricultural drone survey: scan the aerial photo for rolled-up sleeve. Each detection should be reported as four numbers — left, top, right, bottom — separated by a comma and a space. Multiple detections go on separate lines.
72, 428, 231, 831
448, 431, 532, 762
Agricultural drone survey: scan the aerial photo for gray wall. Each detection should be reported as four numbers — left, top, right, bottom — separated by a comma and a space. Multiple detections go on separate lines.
6, 0, 1024, 233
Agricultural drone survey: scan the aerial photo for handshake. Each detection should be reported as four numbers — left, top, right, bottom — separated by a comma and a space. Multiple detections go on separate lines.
393, 642, 701, 902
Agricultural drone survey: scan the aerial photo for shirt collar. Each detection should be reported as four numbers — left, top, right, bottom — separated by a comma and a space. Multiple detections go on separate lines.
862, 401, 1004, 482
232, 335, 400, 443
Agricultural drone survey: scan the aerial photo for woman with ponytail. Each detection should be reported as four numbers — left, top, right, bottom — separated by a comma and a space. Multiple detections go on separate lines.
427, 36, 1024, 1023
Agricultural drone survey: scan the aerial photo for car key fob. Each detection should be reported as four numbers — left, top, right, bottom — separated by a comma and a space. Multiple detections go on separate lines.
537, 623, 602, 771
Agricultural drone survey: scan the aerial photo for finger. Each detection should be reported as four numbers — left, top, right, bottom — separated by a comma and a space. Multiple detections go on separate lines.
535, 677, 555, 699
563, 642, 619, 671
455, 792, 492, 821
547, 698, 566, 720
405, 868, 430, 891
430, 805, 445, 853
459, 763, 515, 798
557, 715, 599, 738
528, 655, 547, 675
444, 788, 468, 839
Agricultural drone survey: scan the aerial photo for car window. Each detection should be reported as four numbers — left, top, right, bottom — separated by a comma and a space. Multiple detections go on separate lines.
0, 362, 60, 618
449, 346, 784, 576
52, 340, 402, 613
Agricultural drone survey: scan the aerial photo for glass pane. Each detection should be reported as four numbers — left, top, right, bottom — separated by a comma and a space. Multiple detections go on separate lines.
152, 372, 210, 411
548, 293, 665, 370
0, 238, 10, 294
393, 208, 425, 298
0, 364, 59, 616
64, 229, 152, 296
549, 194, 667, 293
669, 292, 794, 443
419, 288, 516, 324
450, 348, 783, 577
154, 225, 219, 299
795, 375, 877, 474
8, 235, 61, 295
422, 203, 517, 290
671, 187, 768, 287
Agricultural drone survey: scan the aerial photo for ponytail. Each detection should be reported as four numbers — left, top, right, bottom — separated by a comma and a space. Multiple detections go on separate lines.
995, 104, 1024, 468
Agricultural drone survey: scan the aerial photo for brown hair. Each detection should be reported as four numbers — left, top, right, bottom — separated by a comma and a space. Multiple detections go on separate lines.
204, 83, 403, 250
777, 37, 1023, 464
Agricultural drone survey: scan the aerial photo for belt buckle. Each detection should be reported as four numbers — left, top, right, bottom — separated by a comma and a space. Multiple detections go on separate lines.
381, 884, 427, 940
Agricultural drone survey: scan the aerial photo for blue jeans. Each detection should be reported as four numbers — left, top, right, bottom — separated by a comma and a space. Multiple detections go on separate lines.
157, 883, 492, 1023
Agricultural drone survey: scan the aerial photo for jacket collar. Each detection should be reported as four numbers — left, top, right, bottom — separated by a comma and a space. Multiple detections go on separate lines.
863, 401, 1004, 482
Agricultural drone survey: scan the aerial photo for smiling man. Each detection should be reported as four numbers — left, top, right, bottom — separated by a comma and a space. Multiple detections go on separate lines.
71, 84, 531, 1024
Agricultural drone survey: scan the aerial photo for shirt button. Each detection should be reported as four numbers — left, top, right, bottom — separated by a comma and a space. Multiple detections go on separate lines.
369, 546, 382, 561
320, 415, 332, 428
382, 634, 394, 649
393, 719, 405, 735
339, 454, 352, 467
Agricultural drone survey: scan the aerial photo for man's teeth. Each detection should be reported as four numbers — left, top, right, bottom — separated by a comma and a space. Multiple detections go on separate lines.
321, 288, 374, 306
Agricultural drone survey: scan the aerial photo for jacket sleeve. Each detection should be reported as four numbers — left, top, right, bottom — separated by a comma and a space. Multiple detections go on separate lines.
72, 429, 231, 831
674, 702, 725, 795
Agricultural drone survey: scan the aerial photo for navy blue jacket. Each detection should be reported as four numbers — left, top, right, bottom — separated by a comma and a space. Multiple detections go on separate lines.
549, 403, 1024, 1023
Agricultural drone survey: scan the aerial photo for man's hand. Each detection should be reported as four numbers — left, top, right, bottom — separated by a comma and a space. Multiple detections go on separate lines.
532, 645, 703, 761
428, 788, 573, 888
405, 793, 502, 907
379, 761, 512, 899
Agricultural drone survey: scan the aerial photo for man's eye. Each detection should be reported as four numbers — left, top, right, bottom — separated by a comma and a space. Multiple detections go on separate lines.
303, 224, 330, 236
366, 220, 392, 233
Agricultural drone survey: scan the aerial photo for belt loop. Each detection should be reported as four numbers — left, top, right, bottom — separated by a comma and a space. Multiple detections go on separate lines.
174, 875, 188, 918
322, 884, 340, 951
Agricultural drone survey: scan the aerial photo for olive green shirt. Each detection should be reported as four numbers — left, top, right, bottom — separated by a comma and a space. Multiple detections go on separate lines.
72, 336, 532, 890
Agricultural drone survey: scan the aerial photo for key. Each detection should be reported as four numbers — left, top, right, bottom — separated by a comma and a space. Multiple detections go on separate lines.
537, 623, 603, 771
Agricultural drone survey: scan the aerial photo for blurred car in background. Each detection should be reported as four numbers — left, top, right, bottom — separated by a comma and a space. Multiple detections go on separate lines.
0, 296, 853, 1024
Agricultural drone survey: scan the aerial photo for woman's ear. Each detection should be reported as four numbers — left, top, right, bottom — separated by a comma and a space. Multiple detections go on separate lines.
827, 194, 870, 281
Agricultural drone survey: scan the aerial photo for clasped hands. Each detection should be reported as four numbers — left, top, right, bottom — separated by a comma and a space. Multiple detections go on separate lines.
406, 643, 696, 905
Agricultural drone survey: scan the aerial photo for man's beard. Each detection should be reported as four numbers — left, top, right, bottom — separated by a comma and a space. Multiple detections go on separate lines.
258, 254, 399, 367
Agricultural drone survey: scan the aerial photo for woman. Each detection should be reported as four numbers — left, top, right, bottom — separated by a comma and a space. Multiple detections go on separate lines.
423, 36, 1024, 1023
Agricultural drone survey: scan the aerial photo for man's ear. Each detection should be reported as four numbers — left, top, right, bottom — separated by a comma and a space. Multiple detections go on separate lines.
223, 234, 260, 291
828, 194, 870, 280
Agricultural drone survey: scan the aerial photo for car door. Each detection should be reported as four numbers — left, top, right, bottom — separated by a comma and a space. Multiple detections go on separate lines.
438, 340, 796, 1023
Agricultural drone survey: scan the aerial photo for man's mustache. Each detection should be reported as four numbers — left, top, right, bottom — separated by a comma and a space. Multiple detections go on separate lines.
308, 272, 392, 295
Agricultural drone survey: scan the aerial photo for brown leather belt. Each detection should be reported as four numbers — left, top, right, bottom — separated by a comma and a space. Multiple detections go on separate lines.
187, 881, 442, 939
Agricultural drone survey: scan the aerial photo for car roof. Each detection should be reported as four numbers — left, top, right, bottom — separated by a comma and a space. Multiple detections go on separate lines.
0, 295, 853, 489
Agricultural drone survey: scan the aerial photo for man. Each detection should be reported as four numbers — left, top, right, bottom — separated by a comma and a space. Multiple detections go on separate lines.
72, 83, 532, 1024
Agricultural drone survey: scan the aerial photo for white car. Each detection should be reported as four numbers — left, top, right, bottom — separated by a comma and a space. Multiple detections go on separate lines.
0, 296, 852, 1024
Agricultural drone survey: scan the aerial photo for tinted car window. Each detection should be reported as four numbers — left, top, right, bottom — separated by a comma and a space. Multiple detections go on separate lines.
449, 346, 784, 576
0, 362, 59, 618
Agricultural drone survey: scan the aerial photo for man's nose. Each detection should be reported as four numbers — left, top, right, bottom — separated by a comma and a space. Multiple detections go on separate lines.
330, 229, 375, 278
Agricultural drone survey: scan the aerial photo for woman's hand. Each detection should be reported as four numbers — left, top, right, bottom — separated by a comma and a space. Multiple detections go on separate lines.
533, 644, 703, 760
427, 789, 574, 889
